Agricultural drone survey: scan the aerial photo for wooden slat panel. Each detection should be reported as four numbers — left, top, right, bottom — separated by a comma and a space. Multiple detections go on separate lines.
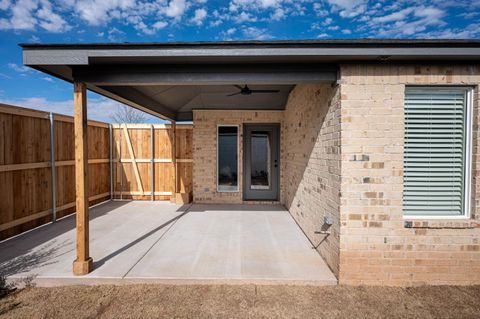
176, 126, 193, 160
0, 103, 110, 240
112, 124, 192, 202
122, 125, 144, 193
177, 162, 193, 193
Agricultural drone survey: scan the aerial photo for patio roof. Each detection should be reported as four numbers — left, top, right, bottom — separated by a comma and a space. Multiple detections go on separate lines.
21, 39, 480, 121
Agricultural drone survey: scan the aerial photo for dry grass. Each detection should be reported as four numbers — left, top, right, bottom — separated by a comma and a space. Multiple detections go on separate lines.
1, 284, 479, 319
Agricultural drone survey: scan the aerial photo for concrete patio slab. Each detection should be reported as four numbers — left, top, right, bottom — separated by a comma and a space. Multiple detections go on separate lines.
0, 201, 337, 286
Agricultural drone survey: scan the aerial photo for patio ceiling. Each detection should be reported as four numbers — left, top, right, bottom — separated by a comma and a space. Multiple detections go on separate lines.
21, 39, 480, 121
124, 84, 295, 121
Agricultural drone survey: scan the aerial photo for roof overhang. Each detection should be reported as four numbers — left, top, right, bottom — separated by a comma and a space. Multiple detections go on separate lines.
21, 39, 480, 121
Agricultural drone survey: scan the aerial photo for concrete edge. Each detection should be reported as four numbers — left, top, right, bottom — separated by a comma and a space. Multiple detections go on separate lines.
7, 276, 338, 287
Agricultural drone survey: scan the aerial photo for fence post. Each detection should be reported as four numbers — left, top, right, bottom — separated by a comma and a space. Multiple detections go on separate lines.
119, 124, 123, 200
173, 122, 177, 203
109, 124, 113, 200
151, 124, 155, 201
49, 112, 57, 222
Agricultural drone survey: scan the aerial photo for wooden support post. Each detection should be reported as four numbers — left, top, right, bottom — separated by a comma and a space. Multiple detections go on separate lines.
172, 122, 177, 203
72, 81, 93, 275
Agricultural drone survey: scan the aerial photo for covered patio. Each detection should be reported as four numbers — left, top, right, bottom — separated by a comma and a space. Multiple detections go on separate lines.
0, 201, 336, 285
20, 41, 341, 276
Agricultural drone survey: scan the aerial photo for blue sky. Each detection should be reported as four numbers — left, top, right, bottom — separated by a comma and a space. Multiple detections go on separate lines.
0, 0, 479, 122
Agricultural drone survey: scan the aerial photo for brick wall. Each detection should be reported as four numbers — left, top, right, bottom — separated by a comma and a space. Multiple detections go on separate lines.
339, 64, 480, 285
282, 84, 342, 276
192, 110, 283, 203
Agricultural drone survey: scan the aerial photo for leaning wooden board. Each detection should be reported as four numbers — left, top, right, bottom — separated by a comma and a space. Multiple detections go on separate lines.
111, 124, 193, 201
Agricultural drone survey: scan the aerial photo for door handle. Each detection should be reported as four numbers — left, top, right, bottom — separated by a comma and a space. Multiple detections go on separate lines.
274, 159, 278, 168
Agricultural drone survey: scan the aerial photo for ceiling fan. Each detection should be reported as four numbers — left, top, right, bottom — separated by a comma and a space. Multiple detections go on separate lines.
227, 85, 280, 97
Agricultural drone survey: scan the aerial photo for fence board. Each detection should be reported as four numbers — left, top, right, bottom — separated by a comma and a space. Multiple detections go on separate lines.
0, 103, 193, 240
112, 124, 192, 201
0, 104, 111, 240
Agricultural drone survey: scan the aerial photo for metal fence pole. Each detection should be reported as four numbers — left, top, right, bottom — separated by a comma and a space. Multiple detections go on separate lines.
109, 124, 113, 200
49, 112, 57, 222
120, 124, 123, 200
151, 124, 155, 201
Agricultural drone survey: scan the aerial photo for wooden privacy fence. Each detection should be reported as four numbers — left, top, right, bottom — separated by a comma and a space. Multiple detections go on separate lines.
112, 124, 193, 202
0, 104, 193, 241
0, 103, 110, 240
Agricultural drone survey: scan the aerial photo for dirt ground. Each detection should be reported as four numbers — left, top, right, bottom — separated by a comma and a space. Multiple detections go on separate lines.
0, 284, 479, 319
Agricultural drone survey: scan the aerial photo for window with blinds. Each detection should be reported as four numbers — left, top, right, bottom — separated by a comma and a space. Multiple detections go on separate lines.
403, 87, 471, 217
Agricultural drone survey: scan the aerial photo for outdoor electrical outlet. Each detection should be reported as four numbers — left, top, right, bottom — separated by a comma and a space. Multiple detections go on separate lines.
324, 216, 333, 226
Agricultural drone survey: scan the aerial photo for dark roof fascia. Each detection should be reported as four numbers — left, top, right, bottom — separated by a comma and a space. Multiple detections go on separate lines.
19, 39, 480, 50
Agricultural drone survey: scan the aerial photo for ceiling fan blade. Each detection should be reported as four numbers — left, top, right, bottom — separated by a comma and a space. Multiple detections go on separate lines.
250, 90, 280, 93
233, 85, 244, 90
227, 92, 241, 97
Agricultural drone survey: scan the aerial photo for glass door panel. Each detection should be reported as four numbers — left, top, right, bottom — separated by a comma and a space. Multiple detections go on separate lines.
250, 131, 271, 190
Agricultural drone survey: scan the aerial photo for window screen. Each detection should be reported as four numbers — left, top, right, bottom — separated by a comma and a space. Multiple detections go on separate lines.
403, 88, 470, 217
217, 126, 238, 192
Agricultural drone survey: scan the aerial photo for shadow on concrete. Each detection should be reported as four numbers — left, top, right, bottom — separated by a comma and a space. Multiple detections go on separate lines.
0, 201, 129, 276
0, 241, 61, 277
93, 207, 191, 269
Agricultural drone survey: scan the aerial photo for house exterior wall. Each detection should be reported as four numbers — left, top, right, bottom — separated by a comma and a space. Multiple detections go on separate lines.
339, 64, 480, 286
192, 110, 284, 204
282, 84, 342, 276
192, 66, 480, 286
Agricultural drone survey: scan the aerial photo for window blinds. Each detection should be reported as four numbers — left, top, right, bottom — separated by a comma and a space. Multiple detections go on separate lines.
403, 88, 468, 217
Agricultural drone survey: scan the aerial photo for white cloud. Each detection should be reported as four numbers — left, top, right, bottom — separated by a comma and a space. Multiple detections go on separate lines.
29, 34, 40, 42
374, 6, 446, 37
326, 0, 366, 18
0, 0, 37, 30
417, 22, 480, 39
190, 8, 207, 25
226, 27, 236, 35
313, 3, 328, 16
370, 7, 414, 24
8, 62, 31, 73
0, 0, 70, 32
164, 0, 187, 19
37, 0, 70, 32
74, 0, 136, 26
41, 76, 53, 82
153, 21, 168, 30
233, 11, 257, 23
241, 26, 271, 40
107, 27, 125, 41
0, 0, 11, 10
133, 21, 156, 35
229, 0, 282, 11
218, 27, 236, 40
271, 7, 284, 21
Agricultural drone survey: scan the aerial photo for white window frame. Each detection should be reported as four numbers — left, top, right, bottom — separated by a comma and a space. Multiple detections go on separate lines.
403, 86, 474, 220
217, 124, 240, 193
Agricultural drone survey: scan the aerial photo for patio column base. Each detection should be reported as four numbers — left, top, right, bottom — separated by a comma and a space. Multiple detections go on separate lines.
73, 257, 93, 276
